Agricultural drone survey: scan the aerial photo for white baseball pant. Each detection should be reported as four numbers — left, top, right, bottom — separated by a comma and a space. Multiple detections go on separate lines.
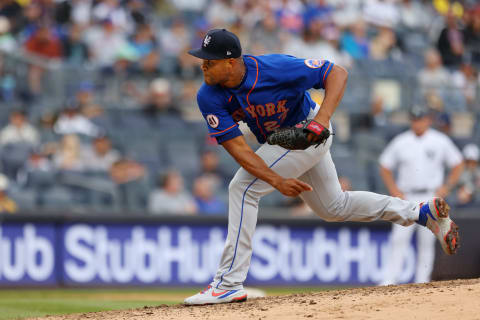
381, 192, 436, 285
211, 106, 420, 290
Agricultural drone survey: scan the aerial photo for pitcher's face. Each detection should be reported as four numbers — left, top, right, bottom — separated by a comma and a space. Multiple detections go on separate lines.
201, 59, 231, 86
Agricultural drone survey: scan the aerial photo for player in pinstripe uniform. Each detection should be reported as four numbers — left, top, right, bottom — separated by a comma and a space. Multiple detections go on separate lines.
379, 106, 463, 285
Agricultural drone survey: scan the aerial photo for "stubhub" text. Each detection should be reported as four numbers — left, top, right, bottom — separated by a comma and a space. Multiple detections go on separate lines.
63, 224, 416, 285
0, 224, 54, 282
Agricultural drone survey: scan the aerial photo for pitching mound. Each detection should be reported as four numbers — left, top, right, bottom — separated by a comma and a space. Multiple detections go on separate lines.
34, 279, 480, 320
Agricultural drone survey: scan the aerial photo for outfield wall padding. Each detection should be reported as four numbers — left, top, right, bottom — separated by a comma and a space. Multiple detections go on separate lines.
0, 211, 478, 287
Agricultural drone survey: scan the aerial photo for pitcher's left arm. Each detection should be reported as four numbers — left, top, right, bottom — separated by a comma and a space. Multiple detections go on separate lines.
313, 64, 348, 129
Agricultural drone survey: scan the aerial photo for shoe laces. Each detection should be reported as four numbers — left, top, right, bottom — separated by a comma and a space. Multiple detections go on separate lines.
200, 285, 212, 294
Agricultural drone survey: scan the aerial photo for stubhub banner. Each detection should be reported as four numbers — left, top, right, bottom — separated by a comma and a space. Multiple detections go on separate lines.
62, 224, 227, 285
0, 221, 417, 286
0, 223, 56, 285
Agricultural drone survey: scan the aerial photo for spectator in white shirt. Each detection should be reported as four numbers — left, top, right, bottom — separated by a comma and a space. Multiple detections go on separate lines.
363, 0, 400, 29
398, 0, 432, 31
148, 170, 197, 215
84, 19, 128, 69
92, 0, 132, 32
54, 101, 100, 137
417, 48, 450, 96
82, 135, 120, 172
0, 110, 39, 146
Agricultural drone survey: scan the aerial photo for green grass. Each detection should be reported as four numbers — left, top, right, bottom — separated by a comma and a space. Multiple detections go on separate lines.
0, 288, 177, 320
0, 299, 160, 320
0, 287, 336, 320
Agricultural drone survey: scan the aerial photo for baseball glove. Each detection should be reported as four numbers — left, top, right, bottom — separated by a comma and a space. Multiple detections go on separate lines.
266, 119, 331, 150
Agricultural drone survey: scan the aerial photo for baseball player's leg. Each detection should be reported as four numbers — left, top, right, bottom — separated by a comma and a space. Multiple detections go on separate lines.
210, 164, 269, 291
415, 225, 436, 283
211, 139, 334, 290
298, 150, 419, 225
381, 223, 416, 285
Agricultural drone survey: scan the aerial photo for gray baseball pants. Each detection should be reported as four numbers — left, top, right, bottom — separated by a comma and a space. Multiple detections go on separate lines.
212, 107, 420, 290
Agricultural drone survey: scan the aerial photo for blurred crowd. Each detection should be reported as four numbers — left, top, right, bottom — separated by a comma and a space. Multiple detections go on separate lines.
0, 0, 480, 215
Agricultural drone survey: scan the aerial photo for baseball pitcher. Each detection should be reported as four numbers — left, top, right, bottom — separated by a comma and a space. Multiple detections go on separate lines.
184, 29, 460, 305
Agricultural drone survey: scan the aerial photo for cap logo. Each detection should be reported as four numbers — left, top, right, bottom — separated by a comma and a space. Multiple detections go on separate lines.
203, 35, 211, 47
226, 51, 231, 56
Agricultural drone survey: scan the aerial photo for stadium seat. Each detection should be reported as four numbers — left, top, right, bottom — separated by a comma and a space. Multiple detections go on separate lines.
402, 31, 429, 55
163, 139, 200, 181
351, 132, 387, 192
124, 140, 164, 174
216, 147, 240, 176
7, 186, 36, 210
340, 73, 371, 113
0, 143, 34, 179
332, 154, 368, 191
116, 178, 150, 212
40, 186, 73, 210
85, 173, 119, 212
261, 190, 287, 207
118, 109, 153, 131
25, 170, 57, 189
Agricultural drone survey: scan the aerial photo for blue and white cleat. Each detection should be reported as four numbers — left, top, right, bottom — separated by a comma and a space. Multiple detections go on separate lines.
184, 285, 247, 305
420, 198, 460, 255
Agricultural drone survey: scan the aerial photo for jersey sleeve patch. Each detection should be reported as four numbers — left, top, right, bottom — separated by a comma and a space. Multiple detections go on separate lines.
206, 114, 219, 128
304, 59, 326, 69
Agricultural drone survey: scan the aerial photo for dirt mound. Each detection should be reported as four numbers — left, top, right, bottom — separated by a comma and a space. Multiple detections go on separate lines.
34, 279, 480, 320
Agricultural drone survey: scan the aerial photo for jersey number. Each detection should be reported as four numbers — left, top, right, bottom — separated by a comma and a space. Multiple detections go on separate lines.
264, 121, 280, 132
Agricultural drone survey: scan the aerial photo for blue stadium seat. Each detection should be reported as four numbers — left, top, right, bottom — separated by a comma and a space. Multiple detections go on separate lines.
7, 185, 36, 210
340, 72, 371, 113
118, 109, 153, 131
350, 132, 387, 192
402, 31, 429, 55
25, 170, 57, 189
40, 186, 73, 210
124, 140, 164, 174
261, 190, 286, 207
116, 178, 150, 212
332, 154, 368, 191
163, 139, 200, 180
0, 143, 34, 179
217, 147, 240, 176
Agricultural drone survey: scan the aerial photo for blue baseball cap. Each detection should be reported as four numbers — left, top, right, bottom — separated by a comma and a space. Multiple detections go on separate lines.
188, 28, 242, 60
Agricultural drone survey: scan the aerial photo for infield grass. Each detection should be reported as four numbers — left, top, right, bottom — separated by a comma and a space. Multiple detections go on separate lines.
0, 287, 336, 320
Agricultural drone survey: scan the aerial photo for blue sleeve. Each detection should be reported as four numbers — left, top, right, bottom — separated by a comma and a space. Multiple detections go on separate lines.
197, 86, 243, 144
281, 55, 334, 90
